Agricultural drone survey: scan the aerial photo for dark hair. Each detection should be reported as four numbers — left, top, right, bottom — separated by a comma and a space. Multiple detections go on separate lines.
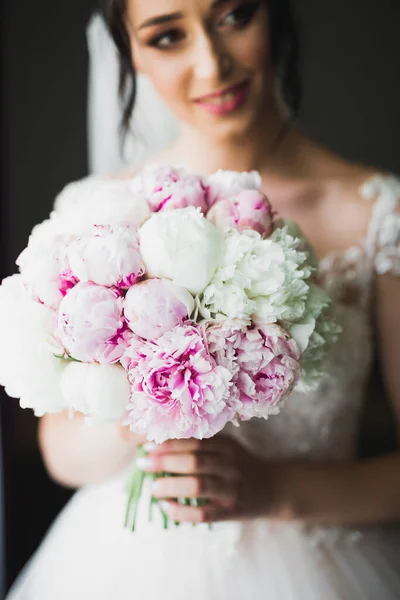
102, 0, 302, 143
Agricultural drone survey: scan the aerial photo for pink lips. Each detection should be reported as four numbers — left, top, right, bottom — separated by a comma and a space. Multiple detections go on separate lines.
194, 81, 250, 116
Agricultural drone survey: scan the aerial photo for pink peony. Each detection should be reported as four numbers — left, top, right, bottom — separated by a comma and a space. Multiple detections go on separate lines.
204, 318, 248, 379
122, 324, 234, 443
58, 270, 79, 297
16, 220, 77, 309
58, 282, 131, 363
131, 166, 209, 213
124, 279, 194, 340
207, 190, 273, 236
205, 321, 300, 420
236, 325, 300, 419
65, 225, 146, 290
205, 170, 262, 207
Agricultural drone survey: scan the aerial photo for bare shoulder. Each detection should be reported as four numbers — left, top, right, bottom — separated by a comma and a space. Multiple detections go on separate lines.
321, 159, 384, 246
286, 138, 387, 258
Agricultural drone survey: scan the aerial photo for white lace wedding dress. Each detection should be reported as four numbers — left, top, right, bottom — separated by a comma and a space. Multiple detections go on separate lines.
6, 174, 400, 600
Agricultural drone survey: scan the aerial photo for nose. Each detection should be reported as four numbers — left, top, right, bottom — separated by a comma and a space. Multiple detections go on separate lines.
193, 29, 233, 82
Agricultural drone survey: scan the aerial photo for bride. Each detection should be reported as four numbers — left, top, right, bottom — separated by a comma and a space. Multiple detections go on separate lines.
7, 0, 400, 598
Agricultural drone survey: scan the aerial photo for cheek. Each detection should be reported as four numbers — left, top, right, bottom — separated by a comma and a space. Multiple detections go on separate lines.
131, 37, 185, 98
233, 37, 269, 71
140, 55, 193, 118
133, 45, 190, 106
228, 16, 271, 72
148, 61, 187, 103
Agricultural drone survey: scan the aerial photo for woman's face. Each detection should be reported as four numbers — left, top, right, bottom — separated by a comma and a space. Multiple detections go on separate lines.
126, 0, 274, 141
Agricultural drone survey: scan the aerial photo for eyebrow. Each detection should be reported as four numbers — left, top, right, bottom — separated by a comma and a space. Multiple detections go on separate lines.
137, 0, 232, 31
138, 13, 183, 31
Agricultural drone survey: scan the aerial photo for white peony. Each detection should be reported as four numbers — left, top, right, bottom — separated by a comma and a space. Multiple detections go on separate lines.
66, 225, 145, 289
284, 284, 331, 353
139, 207, 224, 295
274, 218, 319, 270
288, 285, 341, 391
52, 177, 150, 236
0, 275, 68, 416
200, 226, 313, 324
16, 219, 73, 309
60, 362, 130, 422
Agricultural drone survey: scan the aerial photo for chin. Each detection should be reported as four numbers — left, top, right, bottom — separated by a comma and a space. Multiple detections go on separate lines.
201, 107, 263, 143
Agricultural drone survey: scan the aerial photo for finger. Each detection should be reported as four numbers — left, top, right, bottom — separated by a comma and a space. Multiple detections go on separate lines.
152, 476, 237, 507
143, 437, 234, 457
137, 451, 237, 478
159, 500, 222, 524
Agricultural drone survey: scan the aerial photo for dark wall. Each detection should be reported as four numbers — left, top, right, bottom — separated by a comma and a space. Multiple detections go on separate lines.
298, 0, 400, 172
1, 0, 399, 592
3, 0, 97, 271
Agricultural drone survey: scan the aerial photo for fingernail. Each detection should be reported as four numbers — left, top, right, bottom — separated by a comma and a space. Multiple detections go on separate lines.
151, 480, 160, 494
160, 501, 171, 513
136, 457, 153, 470
142, 442, 159, 453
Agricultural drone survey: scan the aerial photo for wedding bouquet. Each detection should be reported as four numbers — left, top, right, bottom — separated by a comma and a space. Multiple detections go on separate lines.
0, 166, 339, 530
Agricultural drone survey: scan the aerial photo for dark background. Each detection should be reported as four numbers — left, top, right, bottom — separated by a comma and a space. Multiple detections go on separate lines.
1, 0, 399, 593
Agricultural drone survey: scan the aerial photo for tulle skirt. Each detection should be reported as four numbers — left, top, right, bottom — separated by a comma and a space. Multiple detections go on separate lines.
7, 469, 400, 600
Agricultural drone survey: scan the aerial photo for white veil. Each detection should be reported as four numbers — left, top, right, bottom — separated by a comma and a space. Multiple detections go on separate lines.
87, 13, 179, 176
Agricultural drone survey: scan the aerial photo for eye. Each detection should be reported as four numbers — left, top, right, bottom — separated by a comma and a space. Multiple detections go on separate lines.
220, 1, 261, 28
148, 29, 185, 49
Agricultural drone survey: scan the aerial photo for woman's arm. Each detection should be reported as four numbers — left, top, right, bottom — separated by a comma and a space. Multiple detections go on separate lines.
282, 452, 400, 525
283, 272, 400, 526
138, 438, 400, 526
39, 411, 144, 488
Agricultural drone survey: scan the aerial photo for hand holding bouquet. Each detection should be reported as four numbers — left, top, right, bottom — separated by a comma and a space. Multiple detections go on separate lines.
0, 166, 339, 529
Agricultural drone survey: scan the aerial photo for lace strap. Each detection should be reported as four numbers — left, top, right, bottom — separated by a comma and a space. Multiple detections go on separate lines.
360, 175, 400, 276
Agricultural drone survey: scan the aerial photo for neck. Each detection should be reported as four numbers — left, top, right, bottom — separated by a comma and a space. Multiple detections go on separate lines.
174, 104, 306, 179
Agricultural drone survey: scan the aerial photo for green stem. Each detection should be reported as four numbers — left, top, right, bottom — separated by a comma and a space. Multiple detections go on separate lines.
158, 503, 169, 529
131, 468, 145, 532
125, 451, 213, 531
124, 467, 139, 528
149, 474, 156, 522
124, 446, 148, 531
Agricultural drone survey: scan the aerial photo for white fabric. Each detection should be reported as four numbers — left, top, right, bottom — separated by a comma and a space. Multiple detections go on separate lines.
5, 174, 400, 599
87, 14, 179, 176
